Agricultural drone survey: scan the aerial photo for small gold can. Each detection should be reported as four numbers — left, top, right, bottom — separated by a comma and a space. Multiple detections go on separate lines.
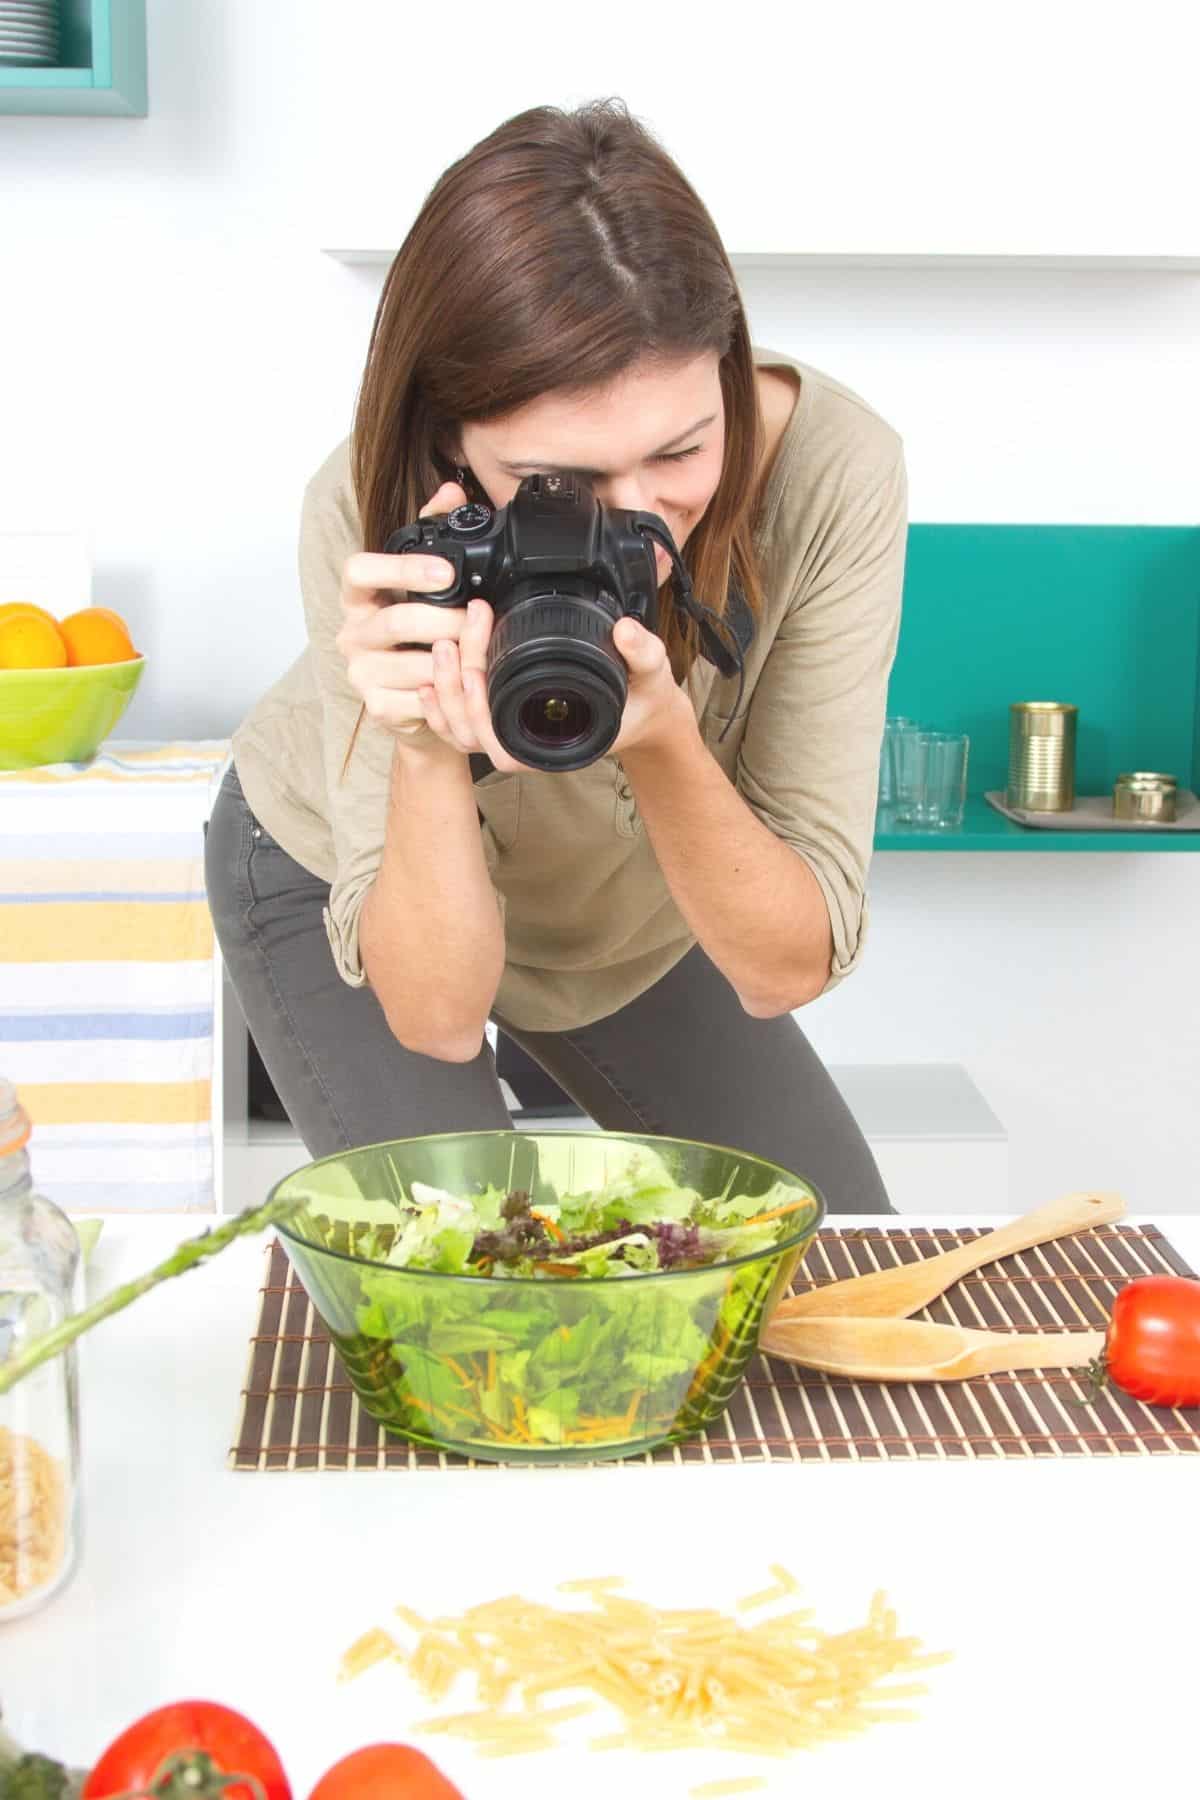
1007, 702, 1078, 811
1113, 772, 1177, 822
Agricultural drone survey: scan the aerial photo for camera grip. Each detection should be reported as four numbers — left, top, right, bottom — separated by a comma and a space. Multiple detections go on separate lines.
381, 525, 468, 605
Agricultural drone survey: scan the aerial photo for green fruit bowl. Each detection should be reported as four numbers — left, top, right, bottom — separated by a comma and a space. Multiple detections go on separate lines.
0, 658, 145, 770
272, 1129, 825, 1464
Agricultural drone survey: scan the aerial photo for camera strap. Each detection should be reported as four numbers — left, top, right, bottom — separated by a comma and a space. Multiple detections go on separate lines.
637, 524, 749, 740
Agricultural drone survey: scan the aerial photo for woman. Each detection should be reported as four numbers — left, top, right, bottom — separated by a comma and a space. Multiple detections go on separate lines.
205, 99, 907, 1214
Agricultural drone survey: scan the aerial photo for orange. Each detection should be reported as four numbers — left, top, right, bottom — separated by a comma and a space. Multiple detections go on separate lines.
58, 606, 139, 667
0, 611, 68, 670
0, 602, 58, 630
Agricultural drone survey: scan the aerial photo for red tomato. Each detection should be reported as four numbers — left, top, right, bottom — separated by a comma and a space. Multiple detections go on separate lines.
308, 1744, 464, 1800
1104, 1276, 1200, 1408
83, 1701, 291, 1800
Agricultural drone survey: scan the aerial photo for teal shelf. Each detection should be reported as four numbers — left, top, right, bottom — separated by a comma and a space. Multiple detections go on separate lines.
874, 523, 1200, 853
875, 792, 1198, 852
0, 1, 146, 115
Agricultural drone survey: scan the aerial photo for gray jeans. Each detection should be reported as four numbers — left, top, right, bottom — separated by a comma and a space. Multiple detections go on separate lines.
204, 763, 894, 1214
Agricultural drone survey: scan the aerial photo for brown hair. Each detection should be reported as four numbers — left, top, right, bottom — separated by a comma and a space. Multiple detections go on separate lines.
342, 97, 769, 776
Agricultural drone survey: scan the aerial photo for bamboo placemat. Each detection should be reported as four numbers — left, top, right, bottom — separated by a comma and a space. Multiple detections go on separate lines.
230, 1224, 1200, 1470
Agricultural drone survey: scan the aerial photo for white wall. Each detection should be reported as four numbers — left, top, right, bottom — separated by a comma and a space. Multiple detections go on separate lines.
1, 2, 1197, 1213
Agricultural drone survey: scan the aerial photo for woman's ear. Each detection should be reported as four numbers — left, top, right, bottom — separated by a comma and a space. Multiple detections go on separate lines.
432, 434, 462, 473
455, 462, 483, 503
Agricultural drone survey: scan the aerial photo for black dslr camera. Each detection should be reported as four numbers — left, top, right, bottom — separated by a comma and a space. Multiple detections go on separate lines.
383, 473, 677, 772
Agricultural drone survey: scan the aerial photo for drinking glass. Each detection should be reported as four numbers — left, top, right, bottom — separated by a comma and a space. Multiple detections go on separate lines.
916, 731, 970, 829
879, 715, 916, 809
889, 720, 926, 822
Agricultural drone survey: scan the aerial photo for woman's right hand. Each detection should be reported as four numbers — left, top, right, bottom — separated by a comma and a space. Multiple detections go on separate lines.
335, 480, 474, 743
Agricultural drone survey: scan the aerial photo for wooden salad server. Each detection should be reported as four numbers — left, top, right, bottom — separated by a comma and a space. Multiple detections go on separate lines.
759, 1313, 1106, 1382
773, 1189, 1125, 1323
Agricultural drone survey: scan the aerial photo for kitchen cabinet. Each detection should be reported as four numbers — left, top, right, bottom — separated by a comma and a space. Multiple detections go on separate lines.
310, 5, 1200, 266
0, 0, 146, 116
876, 523, 1200, 851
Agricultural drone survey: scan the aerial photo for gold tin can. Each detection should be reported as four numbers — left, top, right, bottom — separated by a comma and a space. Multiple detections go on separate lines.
1113, 772, 1177, 822
1007, 702, 1078, 811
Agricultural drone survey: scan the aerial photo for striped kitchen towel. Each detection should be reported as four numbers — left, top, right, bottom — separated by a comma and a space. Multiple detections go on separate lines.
0, 740, 231, 1212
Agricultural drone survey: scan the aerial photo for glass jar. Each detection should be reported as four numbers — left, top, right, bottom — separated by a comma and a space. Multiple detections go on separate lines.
0, 1077, 83, 1619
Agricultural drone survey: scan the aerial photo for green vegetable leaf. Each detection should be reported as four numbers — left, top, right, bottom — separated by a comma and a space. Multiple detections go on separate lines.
1, 1753, 79, 1800
528, 1387, 581, 1443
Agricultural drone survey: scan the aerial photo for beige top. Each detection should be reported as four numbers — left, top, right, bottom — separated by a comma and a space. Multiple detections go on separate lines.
231, 346, 907, 1033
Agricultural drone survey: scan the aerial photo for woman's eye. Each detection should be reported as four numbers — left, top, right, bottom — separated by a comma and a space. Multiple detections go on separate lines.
519, 445, 703, 481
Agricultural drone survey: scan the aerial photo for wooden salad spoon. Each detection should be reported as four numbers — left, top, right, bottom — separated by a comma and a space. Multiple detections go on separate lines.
759, 1313, 1105, 1382
773, 1189, 1125, 1322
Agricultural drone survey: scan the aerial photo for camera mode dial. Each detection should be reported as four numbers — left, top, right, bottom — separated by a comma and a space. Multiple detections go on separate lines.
446, 502, 493, 536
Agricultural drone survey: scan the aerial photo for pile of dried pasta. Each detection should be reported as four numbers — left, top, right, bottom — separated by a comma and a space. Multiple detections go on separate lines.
340, 1565, 952, 1784
0, 1425, 66, 1611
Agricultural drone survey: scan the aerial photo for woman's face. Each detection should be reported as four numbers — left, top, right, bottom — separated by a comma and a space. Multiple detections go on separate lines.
454, 352, 725, 588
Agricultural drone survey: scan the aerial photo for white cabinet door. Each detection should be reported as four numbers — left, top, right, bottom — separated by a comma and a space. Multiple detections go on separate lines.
308, 1, 1199, 263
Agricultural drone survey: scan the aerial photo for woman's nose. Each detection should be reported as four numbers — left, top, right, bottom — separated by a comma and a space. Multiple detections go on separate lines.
598, 475, 652, 513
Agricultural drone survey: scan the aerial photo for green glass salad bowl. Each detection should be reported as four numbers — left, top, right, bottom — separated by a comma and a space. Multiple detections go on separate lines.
271, 1130, 824, 1464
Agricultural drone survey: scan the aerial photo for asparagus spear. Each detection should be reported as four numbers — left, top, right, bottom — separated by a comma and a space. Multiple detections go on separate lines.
0, 1197, 302, 1396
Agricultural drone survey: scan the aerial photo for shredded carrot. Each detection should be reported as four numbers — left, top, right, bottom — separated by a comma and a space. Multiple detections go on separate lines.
486, 1348, 497, 1391
509, 1394, 536, 1443
687, 1320, 732, 1399
404, 1393, 458, 1431
443, 1356, 476, 1390
531, 1208, 565, 1242
440, 1400, 484, 1426
621, 1388, 645, 1432
741, 1199, 807, 1227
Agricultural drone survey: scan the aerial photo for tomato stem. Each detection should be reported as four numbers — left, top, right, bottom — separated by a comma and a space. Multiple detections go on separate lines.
1070, 1353, 1110, 1408
109, 1753, 269, 1800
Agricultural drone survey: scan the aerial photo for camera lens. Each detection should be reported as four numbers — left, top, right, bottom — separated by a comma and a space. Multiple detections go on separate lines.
487, 592, 627, 771
518, 691, 593, 747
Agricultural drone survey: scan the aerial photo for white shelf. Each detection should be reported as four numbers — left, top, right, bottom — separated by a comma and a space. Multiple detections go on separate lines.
828, 1063, 1005, 1142
322, 248, 1200, 272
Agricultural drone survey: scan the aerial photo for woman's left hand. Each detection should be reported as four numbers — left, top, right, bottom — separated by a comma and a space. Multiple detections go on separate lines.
420, 608, 691, 767
607, 616, 693, 759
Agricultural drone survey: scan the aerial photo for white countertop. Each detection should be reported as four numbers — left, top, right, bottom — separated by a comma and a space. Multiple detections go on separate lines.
4, 1213, 1199, 1799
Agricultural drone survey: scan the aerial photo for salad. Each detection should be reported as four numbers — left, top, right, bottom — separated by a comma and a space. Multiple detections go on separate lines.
293, 1147, 818, 1456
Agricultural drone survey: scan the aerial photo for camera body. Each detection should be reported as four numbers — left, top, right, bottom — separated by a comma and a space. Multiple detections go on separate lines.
383, 472, 670, 771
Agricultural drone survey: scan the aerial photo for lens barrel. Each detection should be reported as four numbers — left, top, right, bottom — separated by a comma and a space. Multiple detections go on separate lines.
487, 591, 627, 771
